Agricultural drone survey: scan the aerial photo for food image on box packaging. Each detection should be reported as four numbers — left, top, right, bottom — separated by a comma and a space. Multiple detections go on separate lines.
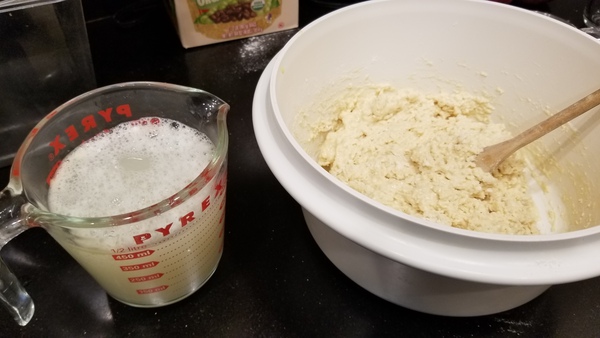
206, 1, 257, 23
188, 0, 281, 39
297, 84, 543, 235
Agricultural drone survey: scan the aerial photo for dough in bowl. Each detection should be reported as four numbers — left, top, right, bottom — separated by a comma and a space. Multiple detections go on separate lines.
298, 84, 539, 235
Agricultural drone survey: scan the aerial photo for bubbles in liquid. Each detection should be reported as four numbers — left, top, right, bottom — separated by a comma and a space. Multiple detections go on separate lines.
48, 117, 215, 218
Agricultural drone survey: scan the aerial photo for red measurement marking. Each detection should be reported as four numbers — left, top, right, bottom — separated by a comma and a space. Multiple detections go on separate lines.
128, 273, 164, 283
11, 160, 21, 177
112, 250, 155, 261
215, 179, 224, 197
119, 261, 159, 271
136, 285, 168, 294
113, 250, 154, 261
46, 110, 59, 120
46, 161, 62, 185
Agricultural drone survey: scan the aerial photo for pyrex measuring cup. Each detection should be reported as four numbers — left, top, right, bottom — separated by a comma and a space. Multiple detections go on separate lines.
0, 82, 229, 325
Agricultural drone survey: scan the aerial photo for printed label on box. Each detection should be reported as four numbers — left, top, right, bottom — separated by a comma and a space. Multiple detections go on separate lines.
170, 0, 298, 48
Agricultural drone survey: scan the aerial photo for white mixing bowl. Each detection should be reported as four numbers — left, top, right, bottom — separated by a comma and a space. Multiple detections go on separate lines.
253, 0, 600, 316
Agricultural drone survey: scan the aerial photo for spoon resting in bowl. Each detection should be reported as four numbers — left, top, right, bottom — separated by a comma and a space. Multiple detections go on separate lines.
475, 87, 600, 172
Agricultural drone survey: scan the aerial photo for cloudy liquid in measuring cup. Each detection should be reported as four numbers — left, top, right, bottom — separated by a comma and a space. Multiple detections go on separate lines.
46, 117, 227, 306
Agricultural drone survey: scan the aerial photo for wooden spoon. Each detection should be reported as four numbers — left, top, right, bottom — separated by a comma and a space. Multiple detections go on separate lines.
475, 87, 600, 172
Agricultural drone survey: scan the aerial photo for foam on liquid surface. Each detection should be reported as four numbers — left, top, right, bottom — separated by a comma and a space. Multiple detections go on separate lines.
48, 117, 215, 218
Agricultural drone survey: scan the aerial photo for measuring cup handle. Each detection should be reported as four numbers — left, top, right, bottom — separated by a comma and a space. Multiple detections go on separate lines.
0, 188, 35, 326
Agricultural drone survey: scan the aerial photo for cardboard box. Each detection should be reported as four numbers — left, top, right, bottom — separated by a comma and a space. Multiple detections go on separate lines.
168, 0, 299, 48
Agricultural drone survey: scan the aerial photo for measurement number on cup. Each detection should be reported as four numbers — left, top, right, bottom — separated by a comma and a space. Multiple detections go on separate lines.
112, 250, 155, 260
113, 248, 165, 291
119, 261, 160, 271
128, 273, 164, 283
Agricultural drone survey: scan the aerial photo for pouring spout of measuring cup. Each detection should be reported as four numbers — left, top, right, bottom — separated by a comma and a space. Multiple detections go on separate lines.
0, 186, 35, 326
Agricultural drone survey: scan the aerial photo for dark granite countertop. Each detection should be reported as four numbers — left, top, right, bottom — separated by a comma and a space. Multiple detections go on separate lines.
1, 0, 599, 336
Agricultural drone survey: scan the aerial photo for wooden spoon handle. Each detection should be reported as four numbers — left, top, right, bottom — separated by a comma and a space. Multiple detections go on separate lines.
476, 87, 600, 172
511, 87, 600, 148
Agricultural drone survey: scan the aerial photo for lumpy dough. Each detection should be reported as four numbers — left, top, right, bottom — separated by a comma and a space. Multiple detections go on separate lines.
302, 84, 538, 235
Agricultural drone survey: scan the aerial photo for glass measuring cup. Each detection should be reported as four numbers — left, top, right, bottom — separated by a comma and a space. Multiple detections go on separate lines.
0, 82, 229, 325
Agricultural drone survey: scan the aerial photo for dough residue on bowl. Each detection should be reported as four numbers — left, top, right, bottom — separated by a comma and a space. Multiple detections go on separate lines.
297, 84, 539, 235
